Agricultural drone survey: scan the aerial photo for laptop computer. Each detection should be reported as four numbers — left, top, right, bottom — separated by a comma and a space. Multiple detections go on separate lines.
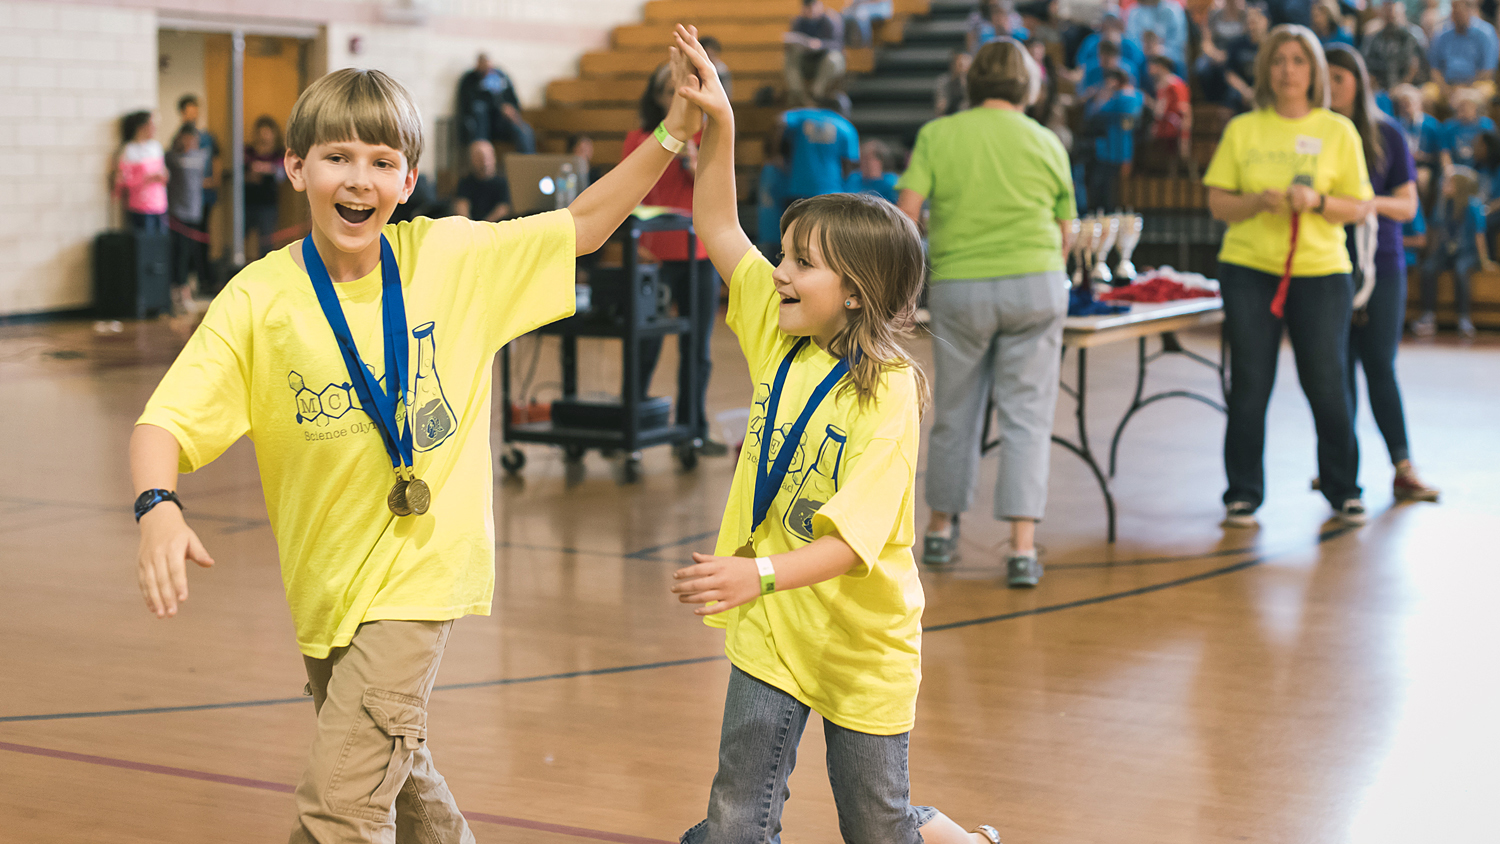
504, 153, 592, 216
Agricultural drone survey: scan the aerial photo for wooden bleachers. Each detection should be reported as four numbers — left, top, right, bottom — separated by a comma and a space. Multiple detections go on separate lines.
527, 0, 931, 196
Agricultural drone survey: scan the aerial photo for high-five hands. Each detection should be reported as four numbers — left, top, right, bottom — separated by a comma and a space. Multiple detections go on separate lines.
671, 26, 734, 126
671, 552, 762, 616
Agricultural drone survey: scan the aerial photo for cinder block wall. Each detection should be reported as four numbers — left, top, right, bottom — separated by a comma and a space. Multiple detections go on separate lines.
0, 0, 646, 318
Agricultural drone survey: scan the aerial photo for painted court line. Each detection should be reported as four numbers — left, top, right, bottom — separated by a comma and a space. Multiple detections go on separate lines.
0, 527, 1357, 724
0, 740, 672, 844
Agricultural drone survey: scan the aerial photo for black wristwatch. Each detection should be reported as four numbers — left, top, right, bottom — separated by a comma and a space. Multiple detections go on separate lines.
1315, 192, 1327, 214
134, 488, 183, 522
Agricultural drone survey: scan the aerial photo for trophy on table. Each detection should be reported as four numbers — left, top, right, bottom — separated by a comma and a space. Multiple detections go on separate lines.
1067, 218, 1085, 288
1114, 214, 1144, 283
1091, 215, 1120, 288
1076, 217, 1103, 292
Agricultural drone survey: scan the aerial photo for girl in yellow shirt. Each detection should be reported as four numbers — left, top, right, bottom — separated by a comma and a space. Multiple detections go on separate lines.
665, 28, 1003, 844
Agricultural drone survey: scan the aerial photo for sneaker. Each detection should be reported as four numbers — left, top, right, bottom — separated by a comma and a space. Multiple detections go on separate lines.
697, 437, 729, 457
1411, 311, 1437, 337
922, 519, 959, 565
1393, 465, 1441, 502
1458, 316, 1478, 339
1222, 501, 1258, 528
1006, 552, 1042, 588
1337, 498, 1368, 526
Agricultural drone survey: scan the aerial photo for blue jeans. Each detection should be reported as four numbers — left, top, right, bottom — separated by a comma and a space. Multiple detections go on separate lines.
1219, 263, 1361, 509
1420, 248, 1476, 317
1349, 264, 1411, 465
844, 1, 893, 46
681, 667, 937, 844
638, 261, 722, 438
127, 211, 166, 233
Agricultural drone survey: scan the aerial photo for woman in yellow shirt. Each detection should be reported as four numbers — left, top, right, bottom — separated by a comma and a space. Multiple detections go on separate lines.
1204, 24, 1374, 528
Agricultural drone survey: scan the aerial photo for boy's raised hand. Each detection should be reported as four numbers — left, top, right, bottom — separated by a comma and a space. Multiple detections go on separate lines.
137, 505, 215, 618
673, 25, 733, 125
663, 25, 705, 142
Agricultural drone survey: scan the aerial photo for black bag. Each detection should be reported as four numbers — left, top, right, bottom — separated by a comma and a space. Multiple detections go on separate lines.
93, 230, 172, 318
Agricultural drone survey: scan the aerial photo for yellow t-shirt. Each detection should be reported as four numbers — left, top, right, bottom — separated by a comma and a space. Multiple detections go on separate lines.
138, 212, 575, 658
708, 249, 925, 736
1203, 107, 1373, 277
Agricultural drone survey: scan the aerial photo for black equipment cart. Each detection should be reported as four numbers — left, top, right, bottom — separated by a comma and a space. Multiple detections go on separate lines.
498, 211, 705, 483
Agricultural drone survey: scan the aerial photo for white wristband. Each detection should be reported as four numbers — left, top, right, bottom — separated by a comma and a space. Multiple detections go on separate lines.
755, 556, 776, 595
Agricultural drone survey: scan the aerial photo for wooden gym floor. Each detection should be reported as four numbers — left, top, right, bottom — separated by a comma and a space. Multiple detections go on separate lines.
1, 310, 1496, 844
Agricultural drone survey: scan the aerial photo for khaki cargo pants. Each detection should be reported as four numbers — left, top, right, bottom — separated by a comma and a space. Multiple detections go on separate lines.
289, 620, 476, 844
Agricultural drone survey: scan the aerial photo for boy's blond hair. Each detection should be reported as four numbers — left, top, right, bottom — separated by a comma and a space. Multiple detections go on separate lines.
286, 68, 423, 167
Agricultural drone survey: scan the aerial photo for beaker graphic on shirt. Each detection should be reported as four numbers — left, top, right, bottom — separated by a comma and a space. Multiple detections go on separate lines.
409, 321, 457, 451
784, 425, 847, 541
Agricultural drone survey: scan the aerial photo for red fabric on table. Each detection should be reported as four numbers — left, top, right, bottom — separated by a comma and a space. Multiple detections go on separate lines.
1098, 277, 1218, 302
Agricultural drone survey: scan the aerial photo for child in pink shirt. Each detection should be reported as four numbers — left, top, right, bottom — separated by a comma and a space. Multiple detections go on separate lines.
113, 111, 169, 233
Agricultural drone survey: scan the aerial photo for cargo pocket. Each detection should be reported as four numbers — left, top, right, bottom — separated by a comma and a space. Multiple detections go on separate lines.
355, 688, 428, 815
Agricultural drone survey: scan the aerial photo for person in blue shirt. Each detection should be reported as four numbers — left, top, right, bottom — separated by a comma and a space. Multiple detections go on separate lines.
1126, 0, 1189, 68
757, 133, 790, 257
1439, 88, 1495, 169
778, 101, 861, 205
1417, 166, 1490, 337
1080, 39, 1140, 96
968, 0, 1030, 53
1391, 83, 1442, 197
844, 139, 900, 201
1085, 68, 1144, 212
1427, 0, 1499, 96
1403, 202, 1426, 268
1310, 0, 1354, 47
1076, 11, 1148, 87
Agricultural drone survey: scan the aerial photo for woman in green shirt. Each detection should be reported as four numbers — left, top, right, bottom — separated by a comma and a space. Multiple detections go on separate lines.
896, 39, 1076, 587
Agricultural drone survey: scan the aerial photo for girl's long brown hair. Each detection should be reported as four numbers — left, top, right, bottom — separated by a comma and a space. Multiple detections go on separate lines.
1324, 44, 1386, 175
780, 194, 931, 413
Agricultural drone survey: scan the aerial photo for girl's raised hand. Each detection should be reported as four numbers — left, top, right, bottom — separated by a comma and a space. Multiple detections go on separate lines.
673, 25, 733, 125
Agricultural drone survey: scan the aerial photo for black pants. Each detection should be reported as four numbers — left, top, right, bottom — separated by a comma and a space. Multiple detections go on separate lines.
1219, 263, 1361, 509
1349, 264, 1412, 466
638, 261, 721, 438
1086, 161, 1123, 213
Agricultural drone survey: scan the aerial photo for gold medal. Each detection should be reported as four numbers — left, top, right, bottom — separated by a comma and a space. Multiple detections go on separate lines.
388, 479, 413, 516
733, 541, 755, 558
405, 477, 431, 515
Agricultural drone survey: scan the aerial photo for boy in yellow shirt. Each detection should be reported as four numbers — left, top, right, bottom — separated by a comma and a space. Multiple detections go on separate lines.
131, 53, 701, 842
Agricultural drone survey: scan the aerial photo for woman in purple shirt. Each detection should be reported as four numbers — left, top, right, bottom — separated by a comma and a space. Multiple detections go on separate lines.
1325, 46, 1440, 502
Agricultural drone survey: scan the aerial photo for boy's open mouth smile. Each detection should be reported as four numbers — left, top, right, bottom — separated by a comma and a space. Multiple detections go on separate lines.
779, 293, 800, 305
335, 202, 376, 225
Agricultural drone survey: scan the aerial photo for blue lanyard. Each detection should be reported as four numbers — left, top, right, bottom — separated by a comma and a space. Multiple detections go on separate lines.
303, 235, 413, 473
752, 337, 849, 536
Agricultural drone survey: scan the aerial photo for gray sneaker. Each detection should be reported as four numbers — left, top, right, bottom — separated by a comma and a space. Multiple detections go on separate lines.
922, 520, 959, 565
1412, 311, 1437, 337
1459, 316, 1478, 339
1337, 498, 1368, 526
1006, 552, 1042, 588
1222, 501, 1258, 528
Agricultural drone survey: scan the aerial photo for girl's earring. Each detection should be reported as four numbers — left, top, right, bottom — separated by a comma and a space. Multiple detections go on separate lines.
845, 299, 854, 308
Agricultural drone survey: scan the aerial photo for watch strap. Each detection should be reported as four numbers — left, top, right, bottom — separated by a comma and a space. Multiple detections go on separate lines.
134, 488, 183, 522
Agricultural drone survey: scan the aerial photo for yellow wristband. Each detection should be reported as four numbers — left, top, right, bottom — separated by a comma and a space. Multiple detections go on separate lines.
755, 556, 776, 595
654, 122, 687, 155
